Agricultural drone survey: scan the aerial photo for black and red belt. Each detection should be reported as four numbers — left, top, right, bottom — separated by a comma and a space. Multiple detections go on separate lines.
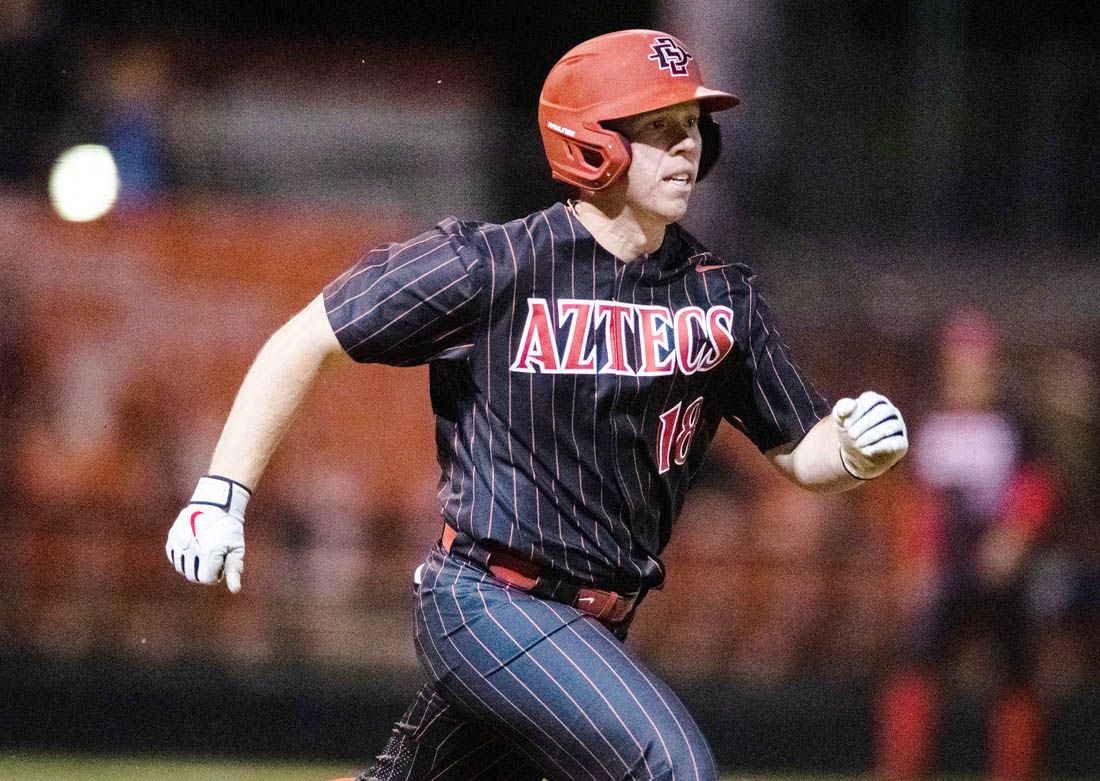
441, 524, 638, 625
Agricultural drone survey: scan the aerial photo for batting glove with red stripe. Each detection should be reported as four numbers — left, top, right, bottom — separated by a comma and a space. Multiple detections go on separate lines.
166, 475, 249, 593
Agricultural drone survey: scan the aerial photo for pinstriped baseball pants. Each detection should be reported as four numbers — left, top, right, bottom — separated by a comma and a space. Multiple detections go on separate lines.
363, 545, 718, 781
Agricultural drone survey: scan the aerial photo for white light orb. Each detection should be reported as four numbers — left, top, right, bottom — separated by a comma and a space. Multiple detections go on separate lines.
48, 144, 120, 222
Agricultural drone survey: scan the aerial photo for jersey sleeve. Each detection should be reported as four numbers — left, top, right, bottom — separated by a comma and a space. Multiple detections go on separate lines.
323, 218, 484, 366
719, 273, 831, 452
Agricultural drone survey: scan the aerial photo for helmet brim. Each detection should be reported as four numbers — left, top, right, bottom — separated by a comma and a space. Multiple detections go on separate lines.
594, 86, 741, 125
695, 86, 739, 113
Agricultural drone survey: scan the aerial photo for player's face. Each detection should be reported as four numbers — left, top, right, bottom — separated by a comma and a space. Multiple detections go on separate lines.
606, 101, 702, 225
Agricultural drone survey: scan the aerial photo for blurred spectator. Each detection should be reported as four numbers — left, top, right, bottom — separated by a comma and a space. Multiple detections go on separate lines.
876, 308, 1058, 781
97, 40, 174, 209
0, 0, 77, 186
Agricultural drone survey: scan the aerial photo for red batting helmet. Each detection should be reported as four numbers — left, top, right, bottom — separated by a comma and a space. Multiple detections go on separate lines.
538, 29, 739, 191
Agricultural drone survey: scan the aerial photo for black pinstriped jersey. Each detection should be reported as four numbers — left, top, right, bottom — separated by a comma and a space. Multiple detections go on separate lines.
324, 201, 830, 591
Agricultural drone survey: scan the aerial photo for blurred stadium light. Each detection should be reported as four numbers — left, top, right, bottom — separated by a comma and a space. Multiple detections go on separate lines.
47, 144, 119, 221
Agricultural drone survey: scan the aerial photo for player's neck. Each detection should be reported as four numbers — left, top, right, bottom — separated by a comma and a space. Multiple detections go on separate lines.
570, 199, 666, 261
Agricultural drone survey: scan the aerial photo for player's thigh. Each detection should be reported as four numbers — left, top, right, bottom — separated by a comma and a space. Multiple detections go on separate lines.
912, 580, 971, 666
416, 553, 717, 781
366, 682, 544, 781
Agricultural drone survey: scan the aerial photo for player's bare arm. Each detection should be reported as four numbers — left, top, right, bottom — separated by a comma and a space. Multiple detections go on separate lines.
767, 391, 908, 492
165, 294, 347, 592
208, 294, 346, 488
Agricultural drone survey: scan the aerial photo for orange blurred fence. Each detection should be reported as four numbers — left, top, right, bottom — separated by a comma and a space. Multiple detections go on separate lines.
0, 195, 1095, 697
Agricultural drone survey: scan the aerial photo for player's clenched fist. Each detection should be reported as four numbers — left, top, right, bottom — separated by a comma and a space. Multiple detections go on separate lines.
166, 475, 250, 593
833, 391, 908, 480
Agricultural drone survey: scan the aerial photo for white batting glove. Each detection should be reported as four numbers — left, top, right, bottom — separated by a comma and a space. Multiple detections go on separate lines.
833, 391, 908, 480
166, 476, 250, 593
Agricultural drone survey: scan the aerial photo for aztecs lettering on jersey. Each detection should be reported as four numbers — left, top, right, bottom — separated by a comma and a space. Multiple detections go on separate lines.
509, 297, 736, 377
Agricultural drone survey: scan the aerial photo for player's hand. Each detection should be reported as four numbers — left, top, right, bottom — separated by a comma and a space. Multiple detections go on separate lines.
833, 391, 908, 480
165, 475, 250, 593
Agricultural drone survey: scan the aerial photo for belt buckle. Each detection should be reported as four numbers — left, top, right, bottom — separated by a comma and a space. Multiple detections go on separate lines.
575, 588, 634, 624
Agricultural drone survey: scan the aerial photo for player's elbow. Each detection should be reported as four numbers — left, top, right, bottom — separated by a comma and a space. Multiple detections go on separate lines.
268, 294, 348, 367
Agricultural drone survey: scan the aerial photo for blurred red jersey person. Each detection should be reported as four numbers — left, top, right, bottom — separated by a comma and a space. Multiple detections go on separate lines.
877, 308, 1058, 781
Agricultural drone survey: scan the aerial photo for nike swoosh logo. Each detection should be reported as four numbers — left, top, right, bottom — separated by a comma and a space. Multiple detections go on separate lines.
190, 510, 203, 537
696, 263, 729, 272
577, 597, 596, 605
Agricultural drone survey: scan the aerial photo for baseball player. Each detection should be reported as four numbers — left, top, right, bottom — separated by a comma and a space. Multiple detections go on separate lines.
166, 30, 909, 781
876, 309, 1055, 781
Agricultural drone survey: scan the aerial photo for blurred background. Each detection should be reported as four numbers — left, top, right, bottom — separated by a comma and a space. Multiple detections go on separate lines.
1, 0, 1098, 778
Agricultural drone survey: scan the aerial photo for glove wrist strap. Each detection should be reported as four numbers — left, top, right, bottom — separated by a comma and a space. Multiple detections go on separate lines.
839, 446, 872, 481
191, 475, 251, 516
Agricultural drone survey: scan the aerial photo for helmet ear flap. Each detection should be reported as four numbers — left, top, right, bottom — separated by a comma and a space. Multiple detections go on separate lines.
544, 124, 632, 190
697, 114, 721, 182
601, 128, 632, 186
